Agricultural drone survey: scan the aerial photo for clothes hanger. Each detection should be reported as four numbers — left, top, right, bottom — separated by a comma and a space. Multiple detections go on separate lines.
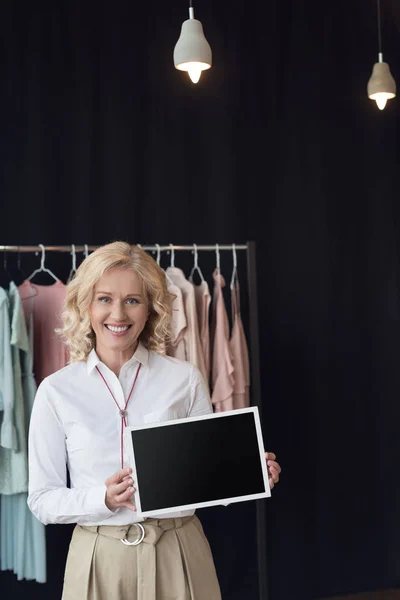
67, 244, 77, 283
15, 246, 38, 299
215, 243, 221, 272
1, 250, 13, 287
189, 243, 205, 284
155, 243, 162, 266
230, 243, 238, 290
156, 243, 175, 287
169, 243, 175, 268
27, 244, 60, 282
16, 246, 29, 283
11, 246, 30, 287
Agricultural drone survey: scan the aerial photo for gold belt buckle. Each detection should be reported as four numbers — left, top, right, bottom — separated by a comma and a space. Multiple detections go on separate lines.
121, 522, 145, 546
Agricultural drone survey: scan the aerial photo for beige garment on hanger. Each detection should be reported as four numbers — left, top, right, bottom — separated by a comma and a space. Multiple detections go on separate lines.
230, 280, 250, 409
193, 280, 211, 385
166, 268, 207, 383
167, 281, 186, 361
210, 269, 234, 412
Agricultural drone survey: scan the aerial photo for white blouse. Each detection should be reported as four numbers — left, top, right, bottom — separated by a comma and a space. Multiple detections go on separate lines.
27, 342, 212, 526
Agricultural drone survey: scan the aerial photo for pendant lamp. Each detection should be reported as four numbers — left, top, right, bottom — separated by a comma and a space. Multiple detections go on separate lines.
367, 0, 396, 110
173, 1, 212, 84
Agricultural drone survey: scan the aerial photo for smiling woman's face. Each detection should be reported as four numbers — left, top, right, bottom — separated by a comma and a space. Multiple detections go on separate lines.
89, 267, 149, 360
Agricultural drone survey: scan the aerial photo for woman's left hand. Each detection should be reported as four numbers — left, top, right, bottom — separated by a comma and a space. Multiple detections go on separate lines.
265, 452, 281, 490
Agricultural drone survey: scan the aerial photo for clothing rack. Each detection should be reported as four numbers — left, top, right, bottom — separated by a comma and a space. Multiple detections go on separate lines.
0, 241, 268, 600
0, 245, 247, 252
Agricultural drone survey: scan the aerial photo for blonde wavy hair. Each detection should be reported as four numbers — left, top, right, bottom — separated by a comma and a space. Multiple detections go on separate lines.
60, 241, 173, 362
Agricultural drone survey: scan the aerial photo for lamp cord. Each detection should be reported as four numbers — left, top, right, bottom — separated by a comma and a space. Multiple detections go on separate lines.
377, 0, 382, 54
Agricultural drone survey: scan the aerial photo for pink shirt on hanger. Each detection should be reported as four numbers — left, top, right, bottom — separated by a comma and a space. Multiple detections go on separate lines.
19, 281, 69, 386
211, 269, 234, 412
193, 280, 211, 386
230, 280, 250, 409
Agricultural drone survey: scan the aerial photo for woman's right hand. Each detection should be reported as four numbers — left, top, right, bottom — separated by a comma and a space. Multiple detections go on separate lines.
105, 468, 136, 511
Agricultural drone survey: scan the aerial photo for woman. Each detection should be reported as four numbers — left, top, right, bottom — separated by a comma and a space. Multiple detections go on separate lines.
28, 241, 281, 600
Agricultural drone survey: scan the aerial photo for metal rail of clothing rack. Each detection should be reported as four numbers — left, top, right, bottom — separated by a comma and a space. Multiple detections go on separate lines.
0, 241, 268, 600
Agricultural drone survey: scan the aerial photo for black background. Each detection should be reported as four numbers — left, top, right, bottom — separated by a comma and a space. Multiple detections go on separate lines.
1, 0, 400, 598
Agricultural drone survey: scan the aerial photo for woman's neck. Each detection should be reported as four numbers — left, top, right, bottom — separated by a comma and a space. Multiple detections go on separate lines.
95, 342, 139, 377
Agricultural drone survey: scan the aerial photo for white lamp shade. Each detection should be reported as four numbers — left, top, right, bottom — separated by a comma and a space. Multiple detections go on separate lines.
367, 62, 396, 101
173, 19, 212, 73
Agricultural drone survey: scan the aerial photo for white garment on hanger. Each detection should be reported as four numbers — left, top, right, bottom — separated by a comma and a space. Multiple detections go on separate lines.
193, 280, 211, 385
0, 287, 17, 451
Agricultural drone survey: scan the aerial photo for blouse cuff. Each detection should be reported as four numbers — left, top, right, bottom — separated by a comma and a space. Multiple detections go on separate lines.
86, 484, 118, 518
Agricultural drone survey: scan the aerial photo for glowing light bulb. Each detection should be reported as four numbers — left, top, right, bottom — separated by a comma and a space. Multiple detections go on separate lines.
188, 63, 202, 84
375, 93, 388, 110
173, 9, 212, 86
367, 57, 396, 110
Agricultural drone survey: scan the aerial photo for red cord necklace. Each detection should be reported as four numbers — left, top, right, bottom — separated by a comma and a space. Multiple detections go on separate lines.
96, 363, 141, 469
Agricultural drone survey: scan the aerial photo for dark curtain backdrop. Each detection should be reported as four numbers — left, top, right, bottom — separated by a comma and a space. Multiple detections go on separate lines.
1, 1, 400, 598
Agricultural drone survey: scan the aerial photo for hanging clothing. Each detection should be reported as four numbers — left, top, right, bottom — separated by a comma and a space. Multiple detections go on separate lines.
193, 280, 211, 385
0, 282, 29, 495
61, 515, 221, 600
1, 286, 47, 583
166, 280, 186, 362
210, 270, 234, 412
230, 280, 250, 409
1, 283, 47, 582
0, 287, 16, 450
21, 293, 47, 583
19, 280, 69, 385
1, 492, 47, 583
165, 267, 207, 383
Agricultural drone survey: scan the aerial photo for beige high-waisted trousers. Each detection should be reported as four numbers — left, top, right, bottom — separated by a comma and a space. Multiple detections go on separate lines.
61, 515, 222, 600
